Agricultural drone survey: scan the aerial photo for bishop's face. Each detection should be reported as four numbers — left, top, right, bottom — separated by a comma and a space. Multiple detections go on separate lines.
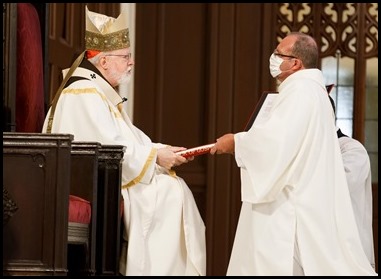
103, 47, 134, 87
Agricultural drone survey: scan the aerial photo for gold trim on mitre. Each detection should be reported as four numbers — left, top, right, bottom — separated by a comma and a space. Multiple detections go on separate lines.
85, 6, 130, 51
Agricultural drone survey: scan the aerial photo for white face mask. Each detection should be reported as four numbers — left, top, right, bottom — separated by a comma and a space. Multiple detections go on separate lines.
269, 53, 283, 78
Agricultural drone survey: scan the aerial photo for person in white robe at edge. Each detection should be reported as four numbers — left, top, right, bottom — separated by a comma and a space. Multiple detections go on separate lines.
210, 32, 377, 276
42, 6, 206, 276
328, 94, 375, 270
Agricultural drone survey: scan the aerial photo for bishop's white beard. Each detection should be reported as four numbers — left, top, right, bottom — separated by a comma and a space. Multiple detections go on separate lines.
118, 72, 132, 85
109, 68, 132, 86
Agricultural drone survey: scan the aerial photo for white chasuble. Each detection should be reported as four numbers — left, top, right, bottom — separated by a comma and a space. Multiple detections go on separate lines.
42, 66, 206, 276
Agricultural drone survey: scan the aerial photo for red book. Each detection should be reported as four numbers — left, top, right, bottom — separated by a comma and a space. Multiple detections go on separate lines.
176, 143, 215, 158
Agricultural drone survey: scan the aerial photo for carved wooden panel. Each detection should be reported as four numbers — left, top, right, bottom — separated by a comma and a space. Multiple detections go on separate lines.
274, 3, 378, 58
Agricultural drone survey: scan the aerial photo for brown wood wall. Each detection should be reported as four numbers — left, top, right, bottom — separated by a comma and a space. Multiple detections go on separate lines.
134, 5, 275, 274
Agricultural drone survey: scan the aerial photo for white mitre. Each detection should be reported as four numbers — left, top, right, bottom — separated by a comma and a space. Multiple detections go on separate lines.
85, 6, 130, 51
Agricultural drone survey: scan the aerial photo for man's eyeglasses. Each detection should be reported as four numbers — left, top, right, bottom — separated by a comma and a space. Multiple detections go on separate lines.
105, 53, 132, 61
273, 51, 297, 60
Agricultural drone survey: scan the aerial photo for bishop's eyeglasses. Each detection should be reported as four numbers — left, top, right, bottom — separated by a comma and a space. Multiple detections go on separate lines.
104, 53, 132, 61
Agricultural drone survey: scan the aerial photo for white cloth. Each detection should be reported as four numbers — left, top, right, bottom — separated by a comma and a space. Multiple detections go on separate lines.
338, 135, 375, 269
227, 69, 377, 276
42, 65, 206, 276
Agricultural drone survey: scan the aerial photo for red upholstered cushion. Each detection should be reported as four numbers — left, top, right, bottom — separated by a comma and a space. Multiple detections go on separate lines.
16, 3, 45, 132
68, 195, 91, 224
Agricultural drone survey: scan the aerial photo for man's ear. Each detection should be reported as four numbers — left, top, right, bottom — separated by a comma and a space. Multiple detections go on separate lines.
99, 56, 108, 69
294, 58, 304, 69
